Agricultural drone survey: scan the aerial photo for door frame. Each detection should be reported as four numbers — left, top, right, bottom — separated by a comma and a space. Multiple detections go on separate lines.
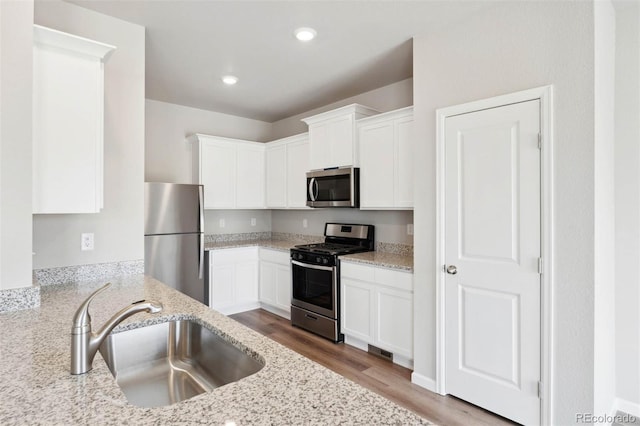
435, 85, 554, 425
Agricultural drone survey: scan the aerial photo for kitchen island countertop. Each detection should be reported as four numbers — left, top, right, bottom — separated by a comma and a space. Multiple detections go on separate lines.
0, 275, 430, 425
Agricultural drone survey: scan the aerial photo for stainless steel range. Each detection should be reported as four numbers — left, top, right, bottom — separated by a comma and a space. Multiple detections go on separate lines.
290, 223, 375, 342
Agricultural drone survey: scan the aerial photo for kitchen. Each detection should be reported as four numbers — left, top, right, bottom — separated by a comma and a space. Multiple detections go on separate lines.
1, 1, 639, 425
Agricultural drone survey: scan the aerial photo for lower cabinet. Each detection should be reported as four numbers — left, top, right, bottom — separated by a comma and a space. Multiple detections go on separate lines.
340, 262, 413, 367
208, 246, 291, 319
259, 248, 291, 318
209, 247, 260, 315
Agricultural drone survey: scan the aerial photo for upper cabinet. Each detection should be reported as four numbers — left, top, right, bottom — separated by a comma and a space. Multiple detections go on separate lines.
265, 133, 309, 209
302, 104, 379, 171
32, 25, 115, 214
190, 134, 266, 209
357, 107, 414, 210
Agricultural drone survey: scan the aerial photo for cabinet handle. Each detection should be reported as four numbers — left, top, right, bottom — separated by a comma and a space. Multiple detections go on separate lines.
305, 314, 318, 321
445, 265, 458, 275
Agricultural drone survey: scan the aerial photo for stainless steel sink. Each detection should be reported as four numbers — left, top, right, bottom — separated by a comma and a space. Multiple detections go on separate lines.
99, 319, 264, 408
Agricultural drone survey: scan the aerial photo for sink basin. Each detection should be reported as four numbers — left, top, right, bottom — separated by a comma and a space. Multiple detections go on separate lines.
99, 319, 264, 408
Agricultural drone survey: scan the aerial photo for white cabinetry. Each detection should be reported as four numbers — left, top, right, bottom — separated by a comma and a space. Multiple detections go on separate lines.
302, 104, 379, 170
357, 107, 414, 209
190, 134, 265, 209
341, 262, 413, 367
259, 248, 291, 318
265, 133, 309, 209
32, 25, 115, 214
208, 247, 260, 315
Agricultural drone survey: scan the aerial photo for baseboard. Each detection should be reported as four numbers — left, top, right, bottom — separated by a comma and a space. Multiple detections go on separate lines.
613, 397, 640, 418
411, 372, 438, 393
343, 335, 413, 369
260, 303, 291, 320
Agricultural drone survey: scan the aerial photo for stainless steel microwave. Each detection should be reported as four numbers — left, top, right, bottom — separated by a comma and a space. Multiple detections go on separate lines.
306, 167, 359, 208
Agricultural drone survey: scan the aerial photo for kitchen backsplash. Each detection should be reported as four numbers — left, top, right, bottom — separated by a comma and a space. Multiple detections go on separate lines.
205, 231, 412, 255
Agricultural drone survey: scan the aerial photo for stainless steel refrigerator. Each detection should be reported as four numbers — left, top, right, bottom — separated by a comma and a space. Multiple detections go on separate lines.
144, 182, 207, 305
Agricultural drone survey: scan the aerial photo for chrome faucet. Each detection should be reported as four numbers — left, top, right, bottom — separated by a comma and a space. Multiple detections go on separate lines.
70, 282, 163, 375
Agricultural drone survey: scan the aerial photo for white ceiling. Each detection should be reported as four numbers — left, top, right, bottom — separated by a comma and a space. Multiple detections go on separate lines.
65, 0, 493, 122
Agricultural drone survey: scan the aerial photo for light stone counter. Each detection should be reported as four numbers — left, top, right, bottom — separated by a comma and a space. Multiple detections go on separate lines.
0, 275, 430, 425
340, 251, 414, 272
205, 238, 311, 252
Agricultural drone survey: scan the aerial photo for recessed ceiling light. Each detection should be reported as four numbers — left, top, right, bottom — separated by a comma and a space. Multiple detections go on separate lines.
294, 27, 317, 42
222, 75, 238, 85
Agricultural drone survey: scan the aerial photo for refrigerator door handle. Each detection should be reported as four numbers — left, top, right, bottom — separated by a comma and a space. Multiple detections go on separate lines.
198, 186, 204, 233
198, 233, 205, 280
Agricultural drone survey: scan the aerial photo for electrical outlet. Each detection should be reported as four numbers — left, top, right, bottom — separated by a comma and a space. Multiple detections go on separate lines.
407, 224, 414, 235
251, 218, 256, 227
81, 233, 94, 251
219, 218, 226, 228
303, 219, 308, 228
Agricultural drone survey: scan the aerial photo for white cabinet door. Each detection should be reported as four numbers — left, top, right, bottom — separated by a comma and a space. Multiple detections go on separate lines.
357, 107, 414, 209
376, 286, 413, 357
201, 140, 236, 209
395, 115, 414, 207
209, 247, 259, 314
32, 25, 115, 214
308, 123, 331, 171
303, 104, 379, 170
236, 144, 265, 208
341, 278, 374, 342
274, 263, 291, 312
259, 248, 291, 317
286, 138, 310, 208
235, 260, 259, 304
210, 264, 235, 311
259, 262, 277, 306
358, 121, 395, 208
266, 144, 287, 208
191, 134, 265, 210
328, 115, 355, 167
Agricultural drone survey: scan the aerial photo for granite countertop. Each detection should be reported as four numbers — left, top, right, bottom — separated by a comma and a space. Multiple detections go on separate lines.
0, 275, 429, 425
204, 238, 310, 252
206, 238, 413, 271
340, 251, 414, 272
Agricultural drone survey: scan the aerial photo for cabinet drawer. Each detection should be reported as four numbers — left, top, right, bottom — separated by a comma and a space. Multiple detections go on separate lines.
340, 262, 375, 282
259, 248, 290, 265
375, 268, 412, 292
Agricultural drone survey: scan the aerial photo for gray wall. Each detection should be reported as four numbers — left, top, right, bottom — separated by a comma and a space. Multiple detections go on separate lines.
614, 0, 640, 409
0, 0, 33, 289
204, 210, 272, 235
145, 99, 272, 184
272, 210, 413, 245
412, 2, 595, 423
32, 1, 145, 269
269, 78, 413, 140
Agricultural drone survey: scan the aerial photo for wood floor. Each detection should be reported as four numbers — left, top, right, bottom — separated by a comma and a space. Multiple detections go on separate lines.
230, 308, 516, 426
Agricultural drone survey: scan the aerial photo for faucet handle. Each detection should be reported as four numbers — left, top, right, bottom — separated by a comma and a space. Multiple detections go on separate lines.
71, 282, 112, 332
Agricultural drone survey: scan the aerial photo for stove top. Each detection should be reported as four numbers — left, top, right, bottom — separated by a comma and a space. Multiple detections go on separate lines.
292, 242, 369, 256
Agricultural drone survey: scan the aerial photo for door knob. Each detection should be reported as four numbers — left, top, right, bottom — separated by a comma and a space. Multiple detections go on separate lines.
446, 265, 458, 275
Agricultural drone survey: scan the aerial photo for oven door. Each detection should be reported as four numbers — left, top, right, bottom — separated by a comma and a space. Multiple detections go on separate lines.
291, 259, 337, 319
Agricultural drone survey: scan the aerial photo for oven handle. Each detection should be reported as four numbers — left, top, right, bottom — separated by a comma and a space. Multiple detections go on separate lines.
291, 260, 334, 272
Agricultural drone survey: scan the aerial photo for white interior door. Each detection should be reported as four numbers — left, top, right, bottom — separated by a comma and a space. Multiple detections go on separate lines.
444, 100, 541, 425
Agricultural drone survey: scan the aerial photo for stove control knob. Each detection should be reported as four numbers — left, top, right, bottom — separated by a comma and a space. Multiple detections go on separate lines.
316, 257, 321, 263
322, 258, 329, 265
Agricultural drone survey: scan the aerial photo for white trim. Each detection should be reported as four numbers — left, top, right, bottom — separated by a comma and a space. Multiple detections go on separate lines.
434, 85, 554, 424
612, 398, 640, 418
411, 372, 437, 393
